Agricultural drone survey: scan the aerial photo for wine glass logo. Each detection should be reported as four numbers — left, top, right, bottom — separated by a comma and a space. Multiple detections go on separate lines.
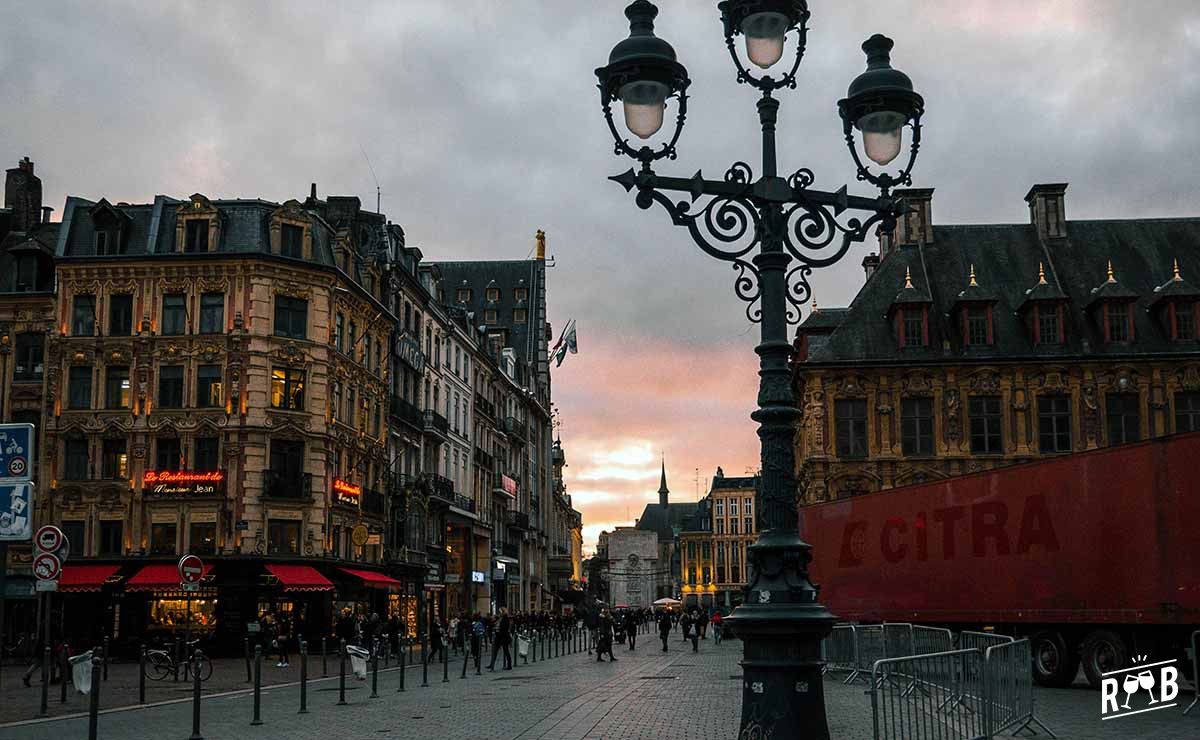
1121, 673, 1140, 709
1138, 669, 1158, 704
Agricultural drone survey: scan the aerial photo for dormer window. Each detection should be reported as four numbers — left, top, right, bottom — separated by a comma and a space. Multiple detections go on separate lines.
486, 287, 500, 302
281, 223, 303, 258
900, 308, 926, 348
514, 288, 528, 302
484, 309, 497, 324
95, 231, 110, 255
1088, 261, 1138, 344
1021, 263, 1068, 346
1151, 260, 1200, 342
1035, 305, 1062, 344
965, 305, 991, 346
1172, 302, 1196, 341
457, 288, 472, 303
185, 219, 209, 252
15, 254, 38, 292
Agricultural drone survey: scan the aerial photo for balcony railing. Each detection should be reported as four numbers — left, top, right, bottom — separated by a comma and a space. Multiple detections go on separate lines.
390, 396, 424, 430
428, 474, 455, 504
506, 510, 530, 530
474, 393, 495, 419
263, 470, 312, 500
493, 471, 518, 498
474, 446, 494, 470
504, 417, 527, 442
501, 541, 520, 559
453, 494, 476, 513
362, 488, 386, 516
423, 409, 449, 437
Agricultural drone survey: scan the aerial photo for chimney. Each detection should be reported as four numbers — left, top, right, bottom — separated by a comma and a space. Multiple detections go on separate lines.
892, 188, 934, 247
862, 252, 880, 280
535, 229, 546, 261
4, 157, 43, 232
1025, 183, 1067, 240
42, 206, 54, 223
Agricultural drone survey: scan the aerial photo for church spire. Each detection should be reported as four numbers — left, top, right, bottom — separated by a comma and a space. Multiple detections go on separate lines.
658, 456, 669, 507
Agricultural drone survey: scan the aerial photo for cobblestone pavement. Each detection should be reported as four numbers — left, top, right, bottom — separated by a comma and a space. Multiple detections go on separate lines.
4, 636, 1198, 739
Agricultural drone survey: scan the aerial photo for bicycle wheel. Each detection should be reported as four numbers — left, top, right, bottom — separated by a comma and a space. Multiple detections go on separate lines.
146, 652, 172, 681
197, 655, 214, 682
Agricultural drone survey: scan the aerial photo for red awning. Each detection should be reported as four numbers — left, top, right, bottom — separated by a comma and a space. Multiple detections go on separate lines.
58, 564, 121, 593
266, 564, 333, 592
126, 563, 213, 592
339, 567, 403, 590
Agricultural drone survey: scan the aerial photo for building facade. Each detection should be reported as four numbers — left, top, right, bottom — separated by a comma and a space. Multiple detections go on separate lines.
706, 470, 758, 608
634, 461, 696, 600
0, 160, 577, 653
793, 185, 1200, 503
604, 526, 658, 609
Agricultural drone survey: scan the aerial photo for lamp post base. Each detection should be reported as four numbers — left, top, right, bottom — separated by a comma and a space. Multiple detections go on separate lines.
724, 530, 835, 740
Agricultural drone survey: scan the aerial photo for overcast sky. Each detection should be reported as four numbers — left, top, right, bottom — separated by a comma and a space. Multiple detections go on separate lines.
4, 1, 1198, 553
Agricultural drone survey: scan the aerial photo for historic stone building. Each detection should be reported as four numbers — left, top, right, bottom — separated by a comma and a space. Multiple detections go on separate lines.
707, 470, 758, 608
793, 185, 1200, 503
604, 526, 658, 609
634, 461, 696, 600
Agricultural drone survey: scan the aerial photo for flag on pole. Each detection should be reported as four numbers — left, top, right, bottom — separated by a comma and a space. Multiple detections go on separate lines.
554, 319, 578, 367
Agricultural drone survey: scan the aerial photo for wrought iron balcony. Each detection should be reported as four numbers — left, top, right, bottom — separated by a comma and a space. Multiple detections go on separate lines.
474, 392, 495, 420
493, 471, 518, 499
504, 416, 527, 442
390, 396, 424, 431
474, 446, 494, 470
262, 470, 312, 500
453, 494, 476, 513
423, 409, 450, 438
506, 509, 530, 531
501, 541, 520, 560
362, 488, 386, 517
427, 473, 455, 504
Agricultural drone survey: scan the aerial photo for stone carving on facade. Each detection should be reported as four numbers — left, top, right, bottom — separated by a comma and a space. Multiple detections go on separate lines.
198, 343, 222, 362
275, 282, 312, 300
108, 348, 131, 365
132, 444, 146, 459
274, 342, 306, 366
1081, 383, 1100, 442
943, 387, 962, 441
1039, 370, 1069, 393
1011, 387, 1028, 411
70, 350, 93, 365
1105, 369, 1138, 392
970, 372, 1000, 394
1150, 385, 1167, 410
840, 376, 866, 398
804, 390, 826, 452
901, 373, 932, 395
875, 389, 893, 416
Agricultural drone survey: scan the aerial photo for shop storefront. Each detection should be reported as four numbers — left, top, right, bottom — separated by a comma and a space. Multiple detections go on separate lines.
121, 563, 217, 647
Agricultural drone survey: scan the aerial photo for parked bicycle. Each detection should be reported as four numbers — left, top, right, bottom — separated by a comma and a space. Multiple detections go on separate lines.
144, 639, 213, 681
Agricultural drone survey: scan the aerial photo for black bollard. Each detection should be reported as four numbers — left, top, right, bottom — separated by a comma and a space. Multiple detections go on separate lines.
251, 645, 263, 725
337, 639, 347, 706
530, 633, 537, 664
173, 639, 180, 683
189, 650, 203, 740
461, 642, 469, 678
38, 646, 49, 717
102, 637, 109, 681
60, 647, 68, 703
321, 637, 328, 677
370, 639, 379, 698
87, 654, 101, 740
299, 640, 308, 714
139, 644, 147, 704
421, 640, 428, 687
244, 638, 252, 683
398, 643, 406, 692
442, 641, 449, 682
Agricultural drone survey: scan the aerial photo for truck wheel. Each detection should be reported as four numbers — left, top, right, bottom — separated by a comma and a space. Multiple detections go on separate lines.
1031, 631, 1078, 688
1081, 629, 1128, 688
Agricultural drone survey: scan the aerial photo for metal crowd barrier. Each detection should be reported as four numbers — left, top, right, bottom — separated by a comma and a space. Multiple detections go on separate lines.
941, 631, 1013, 713
1185, 630, 1199, 716
856, 625, 885, 685
984, 639, 1056, 738
823, 624, 860, 684
870, 649, 988, 740
883, 622, 914, 659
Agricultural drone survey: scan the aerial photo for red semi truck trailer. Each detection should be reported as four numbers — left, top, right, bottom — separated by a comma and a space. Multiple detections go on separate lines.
800, 431, 1200, 688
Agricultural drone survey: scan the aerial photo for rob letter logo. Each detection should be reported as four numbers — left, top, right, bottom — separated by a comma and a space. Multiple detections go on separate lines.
1101, 656, 1179, 720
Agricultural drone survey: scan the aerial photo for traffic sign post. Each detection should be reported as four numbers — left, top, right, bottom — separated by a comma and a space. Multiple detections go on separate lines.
0, 423, 34, 692
33, 525, 67, 696
178, 555, 205, 662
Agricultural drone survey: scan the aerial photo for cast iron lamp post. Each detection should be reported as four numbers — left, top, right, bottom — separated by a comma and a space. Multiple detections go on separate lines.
594, 2, 925, 738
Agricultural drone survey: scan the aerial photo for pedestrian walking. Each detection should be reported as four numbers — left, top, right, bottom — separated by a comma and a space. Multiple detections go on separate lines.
712, 610, 723, 645
488, 608, 512, 671
623, 609, 638, 651
698, 609, 709, 640
584, 606, 599, 655
273, 612, 291, 667
657, 610, 672, 652
595, 608, 617, 662
682, 610, 699, 652
426, 619, 443, 665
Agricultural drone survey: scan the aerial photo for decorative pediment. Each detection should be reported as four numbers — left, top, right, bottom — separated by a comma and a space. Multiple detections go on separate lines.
197, 343, 223, 362
1037, 370, 1071, 394
969, 371, 1000, 394
1180, 365, 1200, 391
107, 348, 132, 365
838, 375, 867, 398
275, 282, 311, 300
159, 343, 184, 360
1100, 368, 1140, 392
70, 350, 94, 365
900, 373, 932, 395
264, 412, 309, 435
187, 193, 217, 213
273, 342, 307, 366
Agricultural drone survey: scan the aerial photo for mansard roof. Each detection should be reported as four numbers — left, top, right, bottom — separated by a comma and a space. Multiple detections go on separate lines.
798, 216, 1200, 364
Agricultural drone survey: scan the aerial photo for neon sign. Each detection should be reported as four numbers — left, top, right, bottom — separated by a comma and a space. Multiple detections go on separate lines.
333, 478, 362, 506
142, 470, 225, 497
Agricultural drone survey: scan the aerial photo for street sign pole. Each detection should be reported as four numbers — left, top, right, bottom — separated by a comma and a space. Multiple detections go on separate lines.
0, 540, 8, 689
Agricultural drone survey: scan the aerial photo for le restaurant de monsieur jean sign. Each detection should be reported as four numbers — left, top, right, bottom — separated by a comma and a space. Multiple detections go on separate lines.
142, 470, 226, 497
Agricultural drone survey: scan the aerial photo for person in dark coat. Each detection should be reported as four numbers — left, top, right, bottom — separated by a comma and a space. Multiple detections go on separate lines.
427, 618, 443, 664
683, 610, 699, 652
623, 609, 638, 650
584, 606, 600, 655
657, 610, 673, 652
335, 608, 356, 647
595, 608, 617, 662
488, 608, 512, 670
698, 609, 710, 639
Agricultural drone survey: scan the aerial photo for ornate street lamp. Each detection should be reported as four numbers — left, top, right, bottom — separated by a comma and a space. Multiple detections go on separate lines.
595, 3, 925, 738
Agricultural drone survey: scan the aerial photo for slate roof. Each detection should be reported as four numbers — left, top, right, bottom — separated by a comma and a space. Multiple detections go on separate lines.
712, 475, 759, 491
54, 196, 344, 266
799, 217, 1200, 364
432, 259, 542, 367
635, 501, 699, 543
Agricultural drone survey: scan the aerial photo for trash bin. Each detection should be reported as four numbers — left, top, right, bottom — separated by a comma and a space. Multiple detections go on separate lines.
347, 646, 370, 680
517, 636, 529, 659
70, 651, 95, 695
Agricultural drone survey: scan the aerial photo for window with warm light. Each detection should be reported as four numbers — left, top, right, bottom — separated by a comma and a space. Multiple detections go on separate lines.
105, 366, 130, 409
271, 366, 305, 410
102, 438, 127, 479
14, 332, 43, 381
197, 365, 222, 408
